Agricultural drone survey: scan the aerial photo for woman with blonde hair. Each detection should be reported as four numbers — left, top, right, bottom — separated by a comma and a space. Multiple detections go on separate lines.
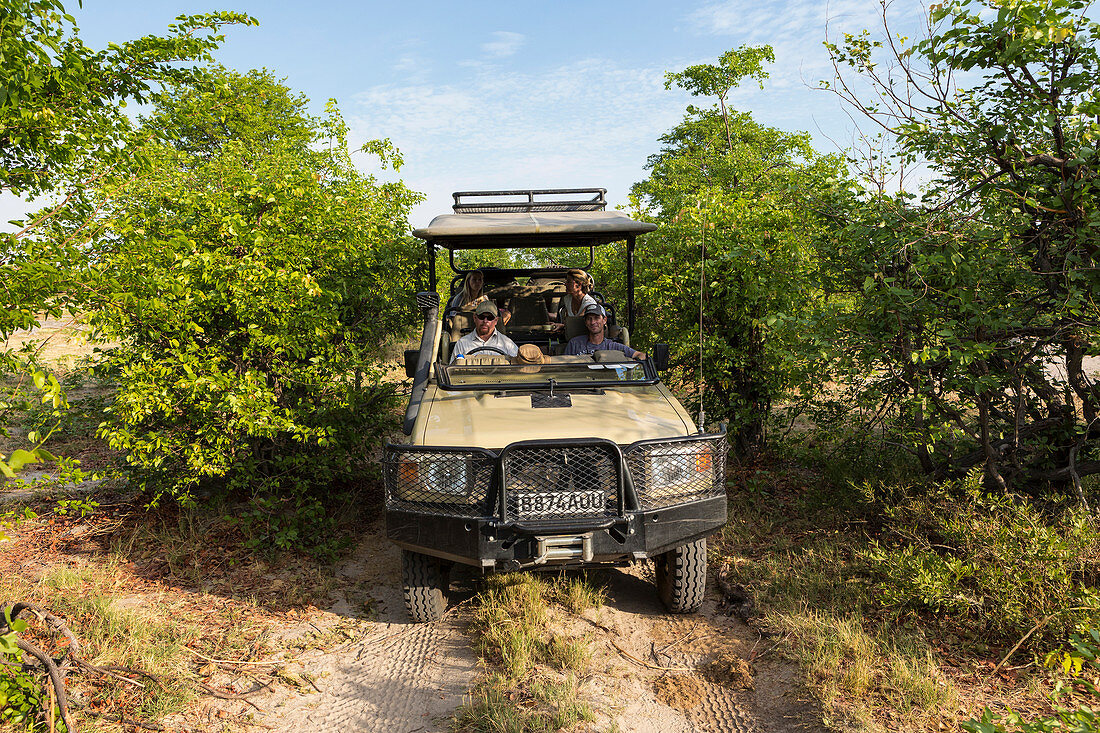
557, 268, 597, 320
448, 269, 487, 311
448, 269, 510, 324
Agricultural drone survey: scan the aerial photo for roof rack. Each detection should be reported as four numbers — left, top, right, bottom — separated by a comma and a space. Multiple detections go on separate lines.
452, 188, 607, 214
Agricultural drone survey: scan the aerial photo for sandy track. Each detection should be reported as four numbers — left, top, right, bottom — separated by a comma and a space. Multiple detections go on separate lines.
257, 528, 825, 733
270, 620, 476, 732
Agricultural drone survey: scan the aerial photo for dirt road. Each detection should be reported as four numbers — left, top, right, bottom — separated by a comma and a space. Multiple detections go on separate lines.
254, 522, 825, 733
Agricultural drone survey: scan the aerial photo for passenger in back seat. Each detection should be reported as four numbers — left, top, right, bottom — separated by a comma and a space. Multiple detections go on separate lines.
551, 269, 596, 330
447, 270, 511, 325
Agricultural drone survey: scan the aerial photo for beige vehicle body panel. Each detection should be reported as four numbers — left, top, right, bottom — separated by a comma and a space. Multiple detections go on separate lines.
411, 381, 696, 449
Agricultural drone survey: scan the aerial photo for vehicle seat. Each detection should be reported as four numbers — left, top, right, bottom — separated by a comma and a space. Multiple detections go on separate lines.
563, 315, 587, 342
508, 294, 551, 328
448, 311, 475, 343
439, 331, 453, 363
553, 316, 597, 355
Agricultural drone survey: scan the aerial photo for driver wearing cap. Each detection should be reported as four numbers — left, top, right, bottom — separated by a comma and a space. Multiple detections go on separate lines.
451, 300, 519, 362
564, 303, 646, 359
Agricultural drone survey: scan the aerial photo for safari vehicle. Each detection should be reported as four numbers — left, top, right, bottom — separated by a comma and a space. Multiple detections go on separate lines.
386, 188, 728, 622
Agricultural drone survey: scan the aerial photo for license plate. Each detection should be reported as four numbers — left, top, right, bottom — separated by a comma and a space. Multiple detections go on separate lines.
513, 490, 605, 517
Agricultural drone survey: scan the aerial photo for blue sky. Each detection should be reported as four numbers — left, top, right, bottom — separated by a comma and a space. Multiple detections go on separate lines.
5, 0, 928, 227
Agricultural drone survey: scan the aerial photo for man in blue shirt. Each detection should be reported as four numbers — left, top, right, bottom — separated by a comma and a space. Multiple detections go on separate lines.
564, 303, 647, 359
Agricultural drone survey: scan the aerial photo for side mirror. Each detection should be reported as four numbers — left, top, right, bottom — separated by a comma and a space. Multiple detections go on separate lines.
652, 343, 670, 372
404, 349, 419, 379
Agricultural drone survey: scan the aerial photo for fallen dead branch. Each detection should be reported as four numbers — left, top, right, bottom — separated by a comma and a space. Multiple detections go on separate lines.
1, 601, 173, 732
608, 639, 697, 673
992, 605, 1099, 678
196, 680, 272, 711
185, 645, 286, 667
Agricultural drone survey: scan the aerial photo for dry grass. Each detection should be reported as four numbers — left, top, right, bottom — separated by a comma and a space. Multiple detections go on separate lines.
712, 455, 1098, 732
771, 608, 960, 731
454, 573, 603, 732
0, 491, 378, 732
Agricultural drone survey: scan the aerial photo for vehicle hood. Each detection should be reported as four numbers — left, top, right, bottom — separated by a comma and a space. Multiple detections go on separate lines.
413, 384, 695, 449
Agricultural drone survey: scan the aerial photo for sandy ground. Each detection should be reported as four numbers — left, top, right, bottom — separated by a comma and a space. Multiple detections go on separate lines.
241, 526, 825, 733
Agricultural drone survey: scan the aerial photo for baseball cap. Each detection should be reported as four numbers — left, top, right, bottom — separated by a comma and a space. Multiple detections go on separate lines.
474, 300, 499, 318
582, 303, 606, 317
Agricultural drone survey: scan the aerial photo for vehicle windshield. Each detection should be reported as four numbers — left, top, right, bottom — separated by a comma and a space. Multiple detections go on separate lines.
439, 355, 653, 388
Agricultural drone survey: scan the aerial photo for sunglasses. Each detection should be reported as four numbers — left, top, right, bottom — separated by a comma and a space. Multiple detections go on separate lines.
474, 313, 497, 321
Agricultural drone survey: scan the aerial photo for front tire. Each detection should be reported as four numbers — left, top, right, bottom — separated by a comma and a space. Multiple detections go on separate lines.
655, 538, 707, 613
402, 550, 450, 622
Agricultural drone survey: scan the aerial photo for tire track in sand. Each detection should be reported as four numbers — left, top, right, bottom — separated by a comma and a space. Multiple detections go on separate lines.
274, 617, 475, 733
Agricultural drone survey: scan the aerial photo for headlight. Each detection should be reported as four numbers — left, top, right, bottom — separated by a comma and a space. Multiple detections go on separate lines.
399, 458, 469, 496
634, 441, 721, 508
386, 450, 490, 514
648, 446, 713, 487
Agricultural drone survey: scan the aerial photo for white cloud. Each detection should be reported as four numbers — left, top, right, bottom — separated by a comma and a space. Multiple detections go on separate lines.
347, 2, 934, 224
480, 31, 525, 59
347, 58, 690, 223
392, 54, 422, 73
684, 0, 927, 93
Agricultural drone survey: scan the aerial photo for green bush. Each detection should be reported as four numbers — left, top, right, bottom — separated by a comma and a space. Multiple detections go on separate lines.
84, 69, 423, 551
862, 470, 1100, 647
622, 46, 853, 452
964, 629, 1100, 733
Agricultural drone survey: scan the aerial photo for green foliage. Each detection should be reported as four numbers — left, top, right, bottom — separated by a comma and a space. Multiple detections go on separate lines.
0, 607, 60, 732
0, 1, 256, 199
822, 0, 1100, 491
0, 1, 256, 337
54, 497, 97, 518
964, 629, 1100, 733
0, 366, 66, 480
80, 69, 423, 548
863, 470, 1100, 646
626, 46, 853, 451
1, 1, 252, 495
0, 507, 37, 544
664, 45, 774, 99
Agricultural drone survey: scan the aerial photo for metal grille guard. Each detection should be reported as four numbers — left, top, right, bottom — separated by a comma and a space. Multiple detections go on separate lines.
383, 432, 727, 523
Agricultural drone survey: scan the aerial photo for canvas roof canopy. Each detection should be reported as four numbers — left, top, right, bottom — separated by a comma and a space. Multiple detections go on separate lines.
412, 211, 656, 249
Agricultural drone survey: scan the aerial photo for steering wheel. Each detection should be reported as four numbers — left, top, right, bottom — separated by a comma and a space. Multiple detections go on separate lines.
465, 346, 508, 356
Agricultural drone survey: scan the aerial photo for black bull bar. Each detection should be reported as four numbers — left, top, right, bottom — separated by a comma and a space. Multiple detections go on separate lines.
383, 434, 728, 568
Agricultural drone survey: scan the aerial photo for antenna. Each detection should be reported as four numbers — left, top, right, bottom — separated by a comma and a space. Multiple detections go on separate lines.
697, 201, 706, 432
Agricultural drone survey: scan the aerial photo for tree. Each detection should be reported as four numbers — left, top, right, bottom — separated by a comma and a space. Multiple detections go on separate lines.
81, 69, 422, 549
0, 0, 254, 479
823, 0, 1100, 495
622, 47, 850, 453
663, 45, 775, 163
0, 1, 255, 199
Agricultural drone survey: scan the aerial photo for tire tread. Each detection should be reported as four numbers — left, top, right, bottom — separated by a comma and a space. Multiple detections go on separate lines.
655, 538, 707, 613
402, 550, 448, 622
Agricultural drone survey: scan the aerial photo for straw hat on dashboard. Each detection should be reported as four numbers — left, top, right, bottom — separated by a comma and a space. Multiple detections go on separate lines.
513, 343, 545, 373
